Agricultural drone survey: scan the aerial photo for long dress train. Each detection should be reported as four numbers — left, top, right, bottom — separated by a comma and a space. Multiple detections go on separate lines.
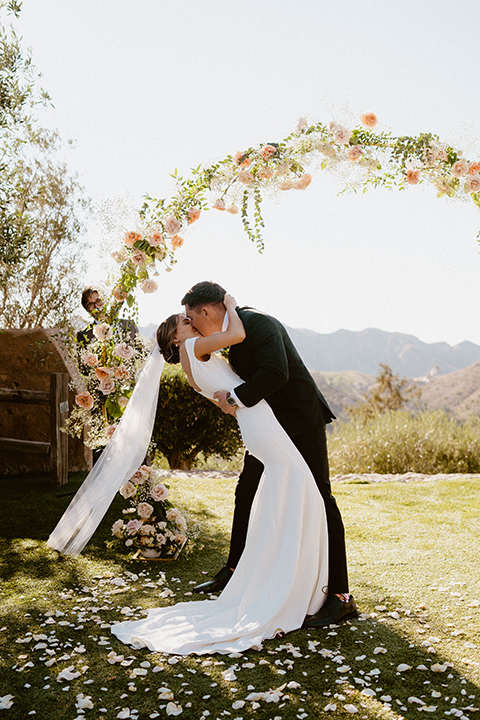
111, 337, 328, 655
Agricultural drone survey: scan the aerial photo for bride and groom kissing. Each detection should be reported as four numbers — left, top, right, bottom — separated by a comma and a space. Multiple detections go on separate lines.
49, 280, 357, 655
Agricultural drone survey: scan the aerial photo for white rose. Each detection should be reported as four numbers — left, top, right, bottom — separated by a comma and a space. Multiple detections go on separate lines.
93, 323, 113, 342
141, 278, 158, 294
115, 342, 135, 360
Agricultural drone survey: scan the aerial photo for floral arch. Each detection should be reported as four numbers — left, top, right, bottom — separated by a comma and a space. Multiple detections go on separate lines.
70, 112, 480, 447
109, 111, 480, 309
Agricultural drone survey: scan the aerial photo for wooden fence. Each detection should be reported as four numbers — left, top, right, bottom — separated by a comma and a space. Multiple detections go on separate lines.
0, 373, 69, 485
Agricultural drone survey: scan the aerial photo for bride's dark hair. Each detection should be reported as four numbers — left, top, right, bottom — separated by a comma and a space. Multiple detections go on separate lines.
156, 314, 180, 364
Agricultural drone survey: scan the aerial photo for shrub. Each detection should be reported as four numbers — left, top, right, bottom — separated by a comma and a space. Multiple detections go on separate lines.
152, 365, 243, 469
328, 410, 480, 474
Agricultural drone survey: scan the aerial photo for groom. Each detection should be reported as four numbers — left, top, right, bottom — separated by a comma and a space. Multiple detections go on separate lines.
182, 281, 357, 627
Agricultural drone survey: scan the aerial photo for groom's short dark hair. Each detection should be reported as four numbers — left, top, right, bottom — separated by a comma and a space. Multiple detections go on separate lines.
181, 281, 226, 308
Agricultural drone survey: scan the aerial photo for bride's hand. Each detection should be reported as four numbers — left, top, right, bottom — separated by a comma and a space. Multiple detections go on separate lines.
223, 293, 237, 311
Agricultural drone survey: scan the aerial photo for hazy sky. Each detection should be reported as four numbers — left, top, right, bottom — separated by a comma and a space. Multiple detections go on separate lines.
14, 0, 480, 345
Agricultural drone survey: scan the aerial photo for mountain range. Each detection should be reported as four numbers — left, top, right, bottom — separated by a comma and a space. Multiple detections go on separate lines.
285, 326, 480, 378
140, 323, 480, 420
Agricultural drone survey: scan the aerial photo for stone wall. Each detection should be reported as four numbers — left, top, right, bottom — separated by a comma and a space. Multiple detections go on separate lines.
0, 328, 92, 475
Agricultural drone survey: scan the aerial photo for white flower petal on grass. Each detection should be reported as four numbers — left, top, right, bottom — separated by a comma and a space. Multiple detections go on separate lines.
57, 666, 81, 682
165, 702, 183, 716
158, 688, 174, 700
221, 669, 237, 681
373, 646, 387, 654
408, 696, 425, 705
0, 695, 14, 710
324, 703, 337, 711
345, 704, 358, 713
337, 665, 351, 673
232, 700, 245, 709
76, 693, 94, 709
396, 664, 412, 672
117, 710, 130, 719
380, 695, 392, 702
361, 689, 376, 697
431, 663, 448, 672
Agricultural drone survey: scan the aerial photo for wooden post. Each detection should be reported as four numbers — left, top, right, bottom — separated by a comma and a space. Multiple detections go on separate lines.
50, 373, 69, 486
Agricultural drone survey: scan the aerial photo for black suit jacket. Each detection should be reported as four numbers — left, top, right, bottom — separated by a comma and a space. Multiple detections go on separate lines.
228, 307, 335, 437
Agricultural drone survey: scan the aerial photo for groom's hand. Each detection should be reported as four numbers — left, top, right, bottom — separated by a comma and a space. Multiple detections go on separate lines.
213, 391, 237, 416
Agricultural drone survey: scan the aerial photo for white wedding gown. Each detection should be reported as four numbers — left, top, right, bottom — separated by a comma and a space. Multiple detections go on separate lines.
111, 337, 329, 655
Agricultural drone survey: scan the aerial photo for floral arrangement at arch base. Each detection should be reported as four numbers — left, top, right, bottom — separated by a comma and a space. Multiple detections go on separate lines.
107, 465, 190, 560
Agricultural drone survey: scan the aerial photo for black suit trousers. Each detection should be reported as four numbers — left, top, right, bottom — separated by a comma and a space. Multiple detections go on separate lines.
226, 424, 349, 595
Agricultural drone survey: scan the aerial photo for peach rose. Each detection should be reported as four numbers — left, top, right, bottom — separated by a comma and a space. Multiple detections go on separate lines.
125, 519, 142, 534
111, 249, 127, 263
212, 199, 225, 211
295, 116, 308, 132
130, 469, 148, 484
131, 249, 146, 266
233, 151, 251, 167
147, 230, 163, 247
75, 391, 94, 410
332, 125, 352, 145
405, 169, 420, 184
113, 286, 128, 302
139, 523, 155, 535
171, 235, 184, 250
464, 174, 480, 193
137, 502, 154, 520
328, 120, 338, 131
95, 366, 111, 381
156, 533, 167, 546
93, 323, 113, 341
150, 483, 170, 502
226, 204, 239, 214
124, 231, 142, 248
237, 169, 254, 184
360, 112, 378, 128
319, 144, 336, 159
279, 180, 295, 190
114, 365, 130, 380
468, 162, 480, 175
141, 278, 158, 294
167, 508, 187, 531
257, 167, 274, 180
436, 147, 449, 162
295, 173, 312, 190
451, 159, 470, 177
434, 177, 455, 196
115, 342, 135, 360
163, 215, 182, 235
346, 145, 363, 162
118, 395, 129, 407
82, 352, 98, 367
106, 424, 116, 439
275, 163, 290, 176
120, 481, 136, 499
99, 377, 115, 395
259, 144, 276, 160
111, 519, 124, 537
187, 207, 201, 224
174, 532, 186, 545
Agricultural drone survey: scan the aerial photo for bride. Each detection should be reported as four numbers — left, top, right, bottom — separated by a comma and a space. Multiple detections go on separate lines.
110, 294, 329, 655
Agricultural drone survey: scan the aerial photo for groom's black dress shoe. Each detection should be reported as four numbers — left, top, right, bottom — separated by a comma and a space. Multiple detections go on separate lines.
303, 594, 359, 628
192, 566, 233, 594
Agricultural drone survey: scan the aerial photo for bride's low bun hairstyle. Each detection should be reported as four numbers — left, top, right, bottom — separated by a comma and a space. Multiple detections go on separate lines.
156, 314, 180, 364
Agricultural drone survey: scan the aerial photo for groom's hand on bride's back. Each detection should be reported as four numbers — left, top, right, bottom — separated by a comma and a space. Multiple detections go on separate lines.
213, 390, 237, 416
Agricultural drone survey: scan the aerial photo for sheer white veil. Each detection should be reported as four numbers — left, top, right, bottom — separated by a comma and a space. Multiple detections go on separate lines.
47, 346, 165, 556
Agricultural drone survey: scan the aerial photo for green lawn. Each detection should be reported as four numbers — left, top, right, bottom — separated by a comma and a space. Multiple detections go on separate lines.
0, 472, 479, 719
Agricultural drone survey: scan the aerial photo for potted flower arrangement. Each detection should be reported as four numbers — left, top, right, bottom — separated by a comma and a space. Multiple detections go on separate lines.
108, 465, 188, 560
